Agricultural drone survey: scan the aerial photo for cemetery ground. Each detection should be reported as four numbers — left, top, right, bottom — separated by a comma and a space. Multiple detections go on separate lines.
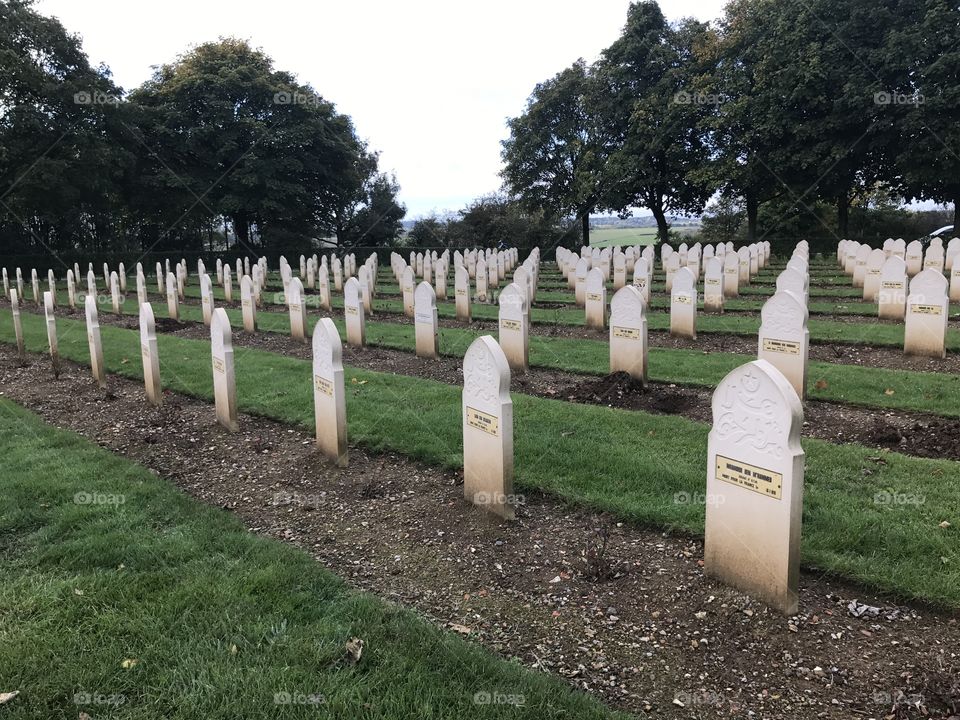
2, 255, 959, 718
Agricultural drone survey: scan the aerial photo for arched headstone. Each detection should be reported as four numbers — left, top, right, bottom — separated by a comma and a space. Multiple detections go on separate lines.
705, 359, 804, 615
288, 277, 308, 342
878, 256, 908, 320
241, 276, 257, 332
703, 256, 724, 313
211, 308, 239, 432
312, 317, 348, 466
574, 258, 590, 307
140, 302, 162, 406
414, 281, 439, 359
498, 283, 528, 371
585, 267, 606, 329
85, 294, 107, 389
401, 266, 415, 317
166, 272, 179, 321
344, 277, 365, 347
904, 269, 949, 358
632, 257, 650, 305
455, 265, 471, 321
44, 291, 59, 375
609, 285, 647, 382
758, 290, 809, 399
463, 336, 515, 520
200, 273, 214, 326
863, 249, 886, 302
670, 267, 697, 339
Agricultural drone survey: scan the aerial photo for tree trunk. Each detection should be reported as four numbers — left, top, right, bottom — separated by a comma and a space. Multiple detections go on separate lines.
581, 212, 590, 246
746, 192, 759, 243
836, 192, 849, 238
651, 203, 670, 242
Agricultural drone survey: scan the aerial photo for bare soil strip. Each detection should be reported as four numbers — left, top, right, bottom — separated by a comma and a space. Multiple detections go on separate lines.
1, 346, 957, 719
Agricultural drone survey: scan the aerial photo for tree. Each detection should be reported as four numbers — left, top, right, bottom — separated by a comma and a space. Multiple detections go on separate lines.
0, 0, 134, 255
335, 169, 406, 248
897, 0, 960, 228
596, 4, 714, 240
129, 38, 365, 253
407, 217, 447, 247
501, 59, 611, 245
445, 193, 575, 251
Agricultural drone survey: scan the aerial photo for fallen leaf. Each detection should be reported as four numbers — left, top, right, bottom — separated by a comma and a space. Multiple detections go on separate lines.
121, 658, 138, 669
940, 521, 952, 529
814, 379, 828, 390
449, 624, 472, 635
884, 388, 895, 396
73, 588, 84, 596
0, 691, 19, 705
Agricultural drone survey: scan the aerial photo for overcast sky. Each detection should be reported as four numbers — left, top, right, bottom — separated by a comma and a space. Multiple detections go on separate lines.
36, 0, 727, 218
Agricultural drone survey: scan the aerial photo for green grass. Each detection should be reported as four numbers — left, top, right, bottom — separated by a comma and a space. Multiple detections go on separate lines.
0, 399, 624, 719
4, 314, 958, 608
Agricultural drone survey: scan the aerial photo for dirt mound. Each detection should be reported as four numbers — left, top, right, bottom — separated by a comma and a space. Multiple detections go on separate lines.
868, 418, 960, 459
561, 372, 697, 416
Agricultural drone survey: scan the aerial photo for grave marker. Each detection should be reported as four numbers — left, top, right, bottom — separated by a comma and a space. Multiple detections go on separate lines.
401, 266, 415, 317
904, 269, 949, 358
758, 291, 809, 399
609, 285, 648, 382
670, 267, 697, 339
140, 302, 163, 405
85, 294, 107, 389
878, 256, 908, 320
414, 281, 439, 358
703, 256, 724, 313
211, 308, 239, 432
498, 283, 528, 371
344, 277, 365, 347
455, 264, 471, 321
288, 277, 309, 341
10, 289, 25, 362
241, 276, 257, 332
705, 360, 804, 615
463, 336, 515, 520
585, 267, 606, 329
166, 272, 179, 321
312, 317, 348, 465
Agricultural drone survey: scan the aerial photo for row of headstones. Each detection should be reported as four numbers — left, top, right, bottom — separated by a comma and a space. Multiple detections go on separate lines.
559, 242, 772, 334
837, 240, 953, 358
466, 330, 807, 615
19, 283, 804, 616
16, 259, 806, 616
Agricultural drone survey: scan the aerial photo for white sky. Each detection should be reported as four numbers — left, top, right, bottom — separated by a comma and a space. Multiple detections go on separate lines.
36, 0, 727, 218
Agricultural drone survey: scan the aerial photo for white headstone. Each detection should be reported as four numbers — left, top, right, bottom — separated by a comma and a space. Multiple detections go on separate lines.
200, 273, 214, 326
312, 317, 348, 466
585, 267, 606, 329
703, 256, 724, 313
609, 285, 648, 382
414, 281, 439, 359
878, 256, 908, 320
140, 302, 162, 406
670, 267, 697, 339
240, 276, 257, 332
705, 360, 804, 615
344, 277, 365, 347
44, 291, 59, 374
288, 277, 308, 342
758, 291, 809, 399
211, 308, 239, 432
85, 294, 107, 389
401, 266, 415, 317
166, 273, 179, 321
904, 269, 949, 358
10, 289, 25, 362
497, 283, 528, 371
463, 336, 515, 520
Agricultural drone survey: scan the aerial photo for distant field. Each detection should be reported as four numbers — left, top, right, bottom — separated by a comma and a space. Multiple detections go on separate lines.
588, 225, 699, 248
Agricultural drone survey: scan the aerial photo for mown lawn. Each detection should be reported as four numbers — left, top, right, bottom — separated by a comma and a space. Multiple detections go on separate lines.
34, 292, 960, 418
0, 399, 624, 720
3, 314, 958, 609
